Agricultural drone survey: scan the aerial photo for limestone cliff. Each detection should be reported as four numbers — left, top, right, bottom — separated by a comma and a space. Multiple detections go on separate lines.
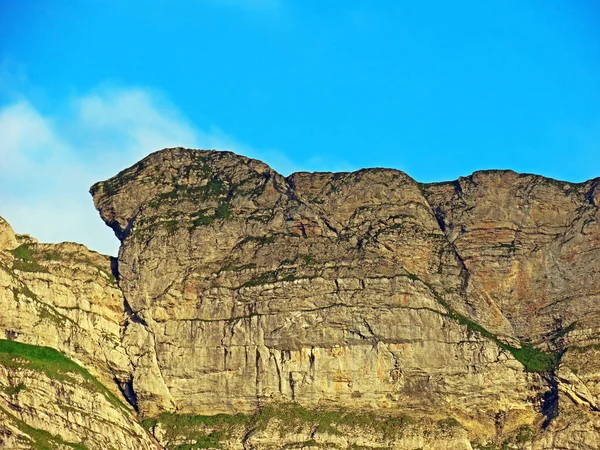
0, 217, 159, 449
84, 147, 600, 449
1, 147, 599, 449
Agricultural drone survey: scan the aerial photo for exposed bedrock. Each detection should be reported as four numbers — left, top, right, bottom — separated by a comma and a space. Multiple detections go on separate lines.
88, 148, 600, 447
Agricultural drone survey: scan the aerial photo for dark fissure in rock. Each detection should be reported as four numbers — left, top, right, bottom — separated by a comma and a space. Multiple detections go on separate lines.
541, 375, 559, 429
117, 377, 139, 412
110, 256, 120, 282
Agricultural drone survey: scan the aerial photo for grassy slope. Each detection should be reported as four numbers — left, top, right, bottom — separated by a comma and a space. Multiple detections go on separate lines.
0, 339, 129, 413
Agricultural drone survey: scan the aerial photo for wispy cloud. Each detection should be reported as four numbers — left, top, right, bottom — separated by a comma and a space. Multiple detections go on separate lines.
0, 85, 297, 255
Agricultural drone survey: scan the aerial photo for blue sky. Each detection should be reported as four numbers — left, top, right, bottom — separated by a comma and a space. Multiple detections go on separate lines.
0, 0, 599, 255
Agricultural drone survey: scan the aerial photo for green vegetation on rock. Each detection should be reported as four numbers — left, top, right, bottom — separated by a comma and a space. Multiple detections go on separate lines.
148, 178, 229, 209
240, 268, 301, 288
10, 244, 47, 272
142, 412, 250, 449
0, 405, 89, 450
0, 340, 129, 413
449, 309, 559, 373
142, 403, 419, 450
192, 210, 215, 227
418, 278, 559, 373
215, 202, 232, 219
10, 243, 116, 284
190, 203, 233, 228
97, 160, 147, 197
2, 383, 26, 396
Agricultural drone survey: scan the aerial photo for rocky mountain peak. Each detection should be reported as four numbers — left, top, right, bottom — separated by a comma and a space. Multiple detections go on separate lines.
89, 148, 600, 447
2, 148, 600, 449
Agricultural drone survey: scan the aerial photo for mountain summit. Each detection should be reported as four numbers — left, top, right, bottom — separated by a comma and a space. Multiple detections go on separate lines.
1, 148, 599, 449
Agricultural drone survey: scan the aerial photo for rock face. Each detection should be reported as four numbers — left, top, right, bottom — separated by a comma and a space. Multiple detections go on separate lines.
0, 147, 598, 449
0, 217, 17, 251
85, 147, 600, 448
0, 220, 159, 449
0, 341, 158, 450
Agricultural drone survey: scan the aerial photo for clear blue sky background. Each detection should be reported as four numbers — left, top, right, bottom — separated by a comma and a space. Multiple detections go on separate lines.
0, 0, 599, 254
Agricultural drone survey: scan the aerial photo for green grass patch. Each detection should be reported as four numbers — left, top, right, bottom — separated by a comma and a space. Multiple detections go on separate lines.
148, 177, 229, 210
437, 417, 461, 431
143, 403, 416, 449
515, 425, 533, 443
99, 161, 147, 197
192, 210, 215, 227
12, 244, 34, 261
215, 203, 232, 219
450, 308, 558, 372
39, 250, 63, 261
2, 383, 26, 396
472, 424, 535, 450
163, 219, 179, 233
240, 271, 280, 288
206, 178, 226, 196
173, 431, 224, 449
509, 344, 558, 373
554, 322, 577, 339
190, 203, 233, 228
142, 412, 250, 449
102, 181, 117, 196
298, 254, 315, 265
10, 244, 47, 272
0, 340, 130, 413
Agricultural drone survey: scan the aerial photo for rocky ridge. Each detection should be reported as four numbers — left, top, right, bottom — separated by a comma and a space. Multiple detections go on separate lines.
0, 147, 599, 449
91, 148, 600, 448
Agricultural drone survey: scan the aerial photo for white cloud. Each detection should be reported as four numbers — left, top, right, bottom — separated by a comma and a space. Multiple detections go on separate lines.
0, 86, 296, 255
0, 102, 65, 170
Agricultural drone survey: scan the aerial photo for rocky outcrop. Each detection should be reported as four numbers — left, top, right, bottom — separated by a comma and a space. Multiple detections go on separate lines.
0, 146, 598, 449
0, 217, 158, 449
0, 217, 17, 252
0, 340, 158, 449
423, 172, 600, 346
88, 148, 600, 448
143, 403, 474, 450
0, 231, 131, 403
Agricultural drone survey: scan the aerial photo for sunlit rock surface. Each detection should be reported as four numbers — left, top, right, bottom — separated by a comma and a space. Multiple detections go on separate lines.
0, 147, 598, 449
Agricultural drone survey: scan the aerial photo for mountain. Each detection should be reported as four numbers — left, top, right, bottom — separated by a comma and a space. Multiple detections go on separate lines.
1, 147, 599, 449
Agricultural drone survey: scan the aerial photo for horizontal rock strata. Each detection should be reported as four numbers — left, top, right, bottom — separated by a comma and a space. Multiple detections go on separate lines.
87, 148, 600, 448
1, 147, 599, 449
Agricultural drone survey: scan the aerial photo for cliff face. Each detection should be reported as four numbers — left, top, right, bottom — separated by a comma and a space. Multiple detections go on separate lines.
85, 148, 600, 448
0, 148, 599, 449
0, 217, 159, 449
